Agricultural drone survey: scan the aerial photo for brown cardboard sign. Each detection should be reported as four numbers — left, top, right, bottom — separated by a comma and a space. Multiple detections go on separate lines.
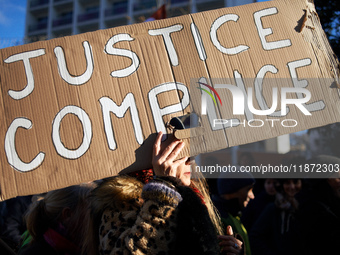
0, 0, 339, 200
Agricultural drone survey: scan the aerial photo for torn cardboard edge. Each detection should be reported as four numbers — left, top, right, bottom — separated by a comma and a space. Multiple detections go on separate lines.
301, 0, 340, 84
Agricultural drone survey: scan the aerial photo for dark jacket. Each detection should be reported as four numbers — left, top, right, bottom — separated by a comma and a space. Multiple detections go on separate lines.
1, 196, 32, 250
249, 202, 303, 255
298, 180, 340, 255
241, 190, 275, 231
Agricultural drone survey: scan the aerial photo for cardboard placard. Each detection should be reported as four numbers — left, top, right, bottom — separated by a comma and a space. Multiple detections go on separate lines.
0, 0, 339, 200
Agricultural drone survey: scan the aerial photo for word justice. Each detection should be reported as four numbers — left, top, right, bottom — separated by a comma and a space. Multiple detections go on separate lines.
5, 7, 291, 101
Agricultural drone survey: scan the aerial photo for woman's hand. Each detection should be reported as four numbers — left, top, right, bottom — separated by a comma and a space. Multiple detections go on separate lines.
218, 226, 243, 255
152, 131, 188, 178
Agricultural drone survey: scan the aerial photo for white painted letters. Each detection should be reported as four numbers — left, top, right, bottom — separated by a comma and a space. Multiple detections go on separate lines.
254, 7, 291, 50
52, 106, 92, 159
5, 118, 45, 172
54, 41, 94, 85
99, 93, 143, 150
287, 58, 325, 112
5, 49, 45, 100
148, 24, 183, 66
210, 14, 249, 55
148, 82, 189, 135
105, 34, 140, 78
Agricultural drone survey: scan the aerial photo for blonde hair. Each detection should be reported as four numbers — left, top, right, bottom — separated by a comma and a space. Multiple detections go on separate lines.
25, 184, 93, 248
83, 171, 224, 255
83, 175, 143, 255
191, 166, 224, 235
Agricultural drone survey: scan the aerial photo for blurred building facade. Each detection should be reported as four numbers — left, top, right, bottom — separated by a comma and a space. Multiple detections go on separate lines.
25, 0, 256, 42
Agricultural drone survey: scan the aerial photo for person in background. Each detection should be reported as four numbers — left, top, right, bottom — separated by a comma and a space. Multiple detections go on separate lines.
1, 195, 32, 252
19, 184, 94, 255
0, 201, 7, 232
212, 171, 255, 255
249, 178, 303, 255
299, 155, 340, 255
241, 179, 278, 231
0, 198, 17, 255
85, 131, 243, 255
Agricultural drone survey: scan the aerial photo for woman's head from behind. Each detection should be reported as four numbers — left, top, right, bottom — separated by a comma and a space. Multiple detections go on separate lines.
26, 184, 93, 246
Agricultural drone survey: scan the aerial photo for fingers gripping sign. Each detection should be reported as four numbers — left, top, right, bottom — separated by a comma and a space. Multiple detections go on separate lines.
152, 131, 190, 183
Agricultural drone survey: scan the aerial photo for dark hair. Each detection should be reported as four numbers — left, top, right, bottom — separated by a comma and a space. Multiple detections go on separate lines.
275, 179, 302, 193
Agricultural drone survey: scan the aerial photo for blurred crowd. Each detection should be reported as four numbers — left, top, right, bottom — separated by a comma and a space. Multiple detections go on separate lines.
0, 151, 340, 255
